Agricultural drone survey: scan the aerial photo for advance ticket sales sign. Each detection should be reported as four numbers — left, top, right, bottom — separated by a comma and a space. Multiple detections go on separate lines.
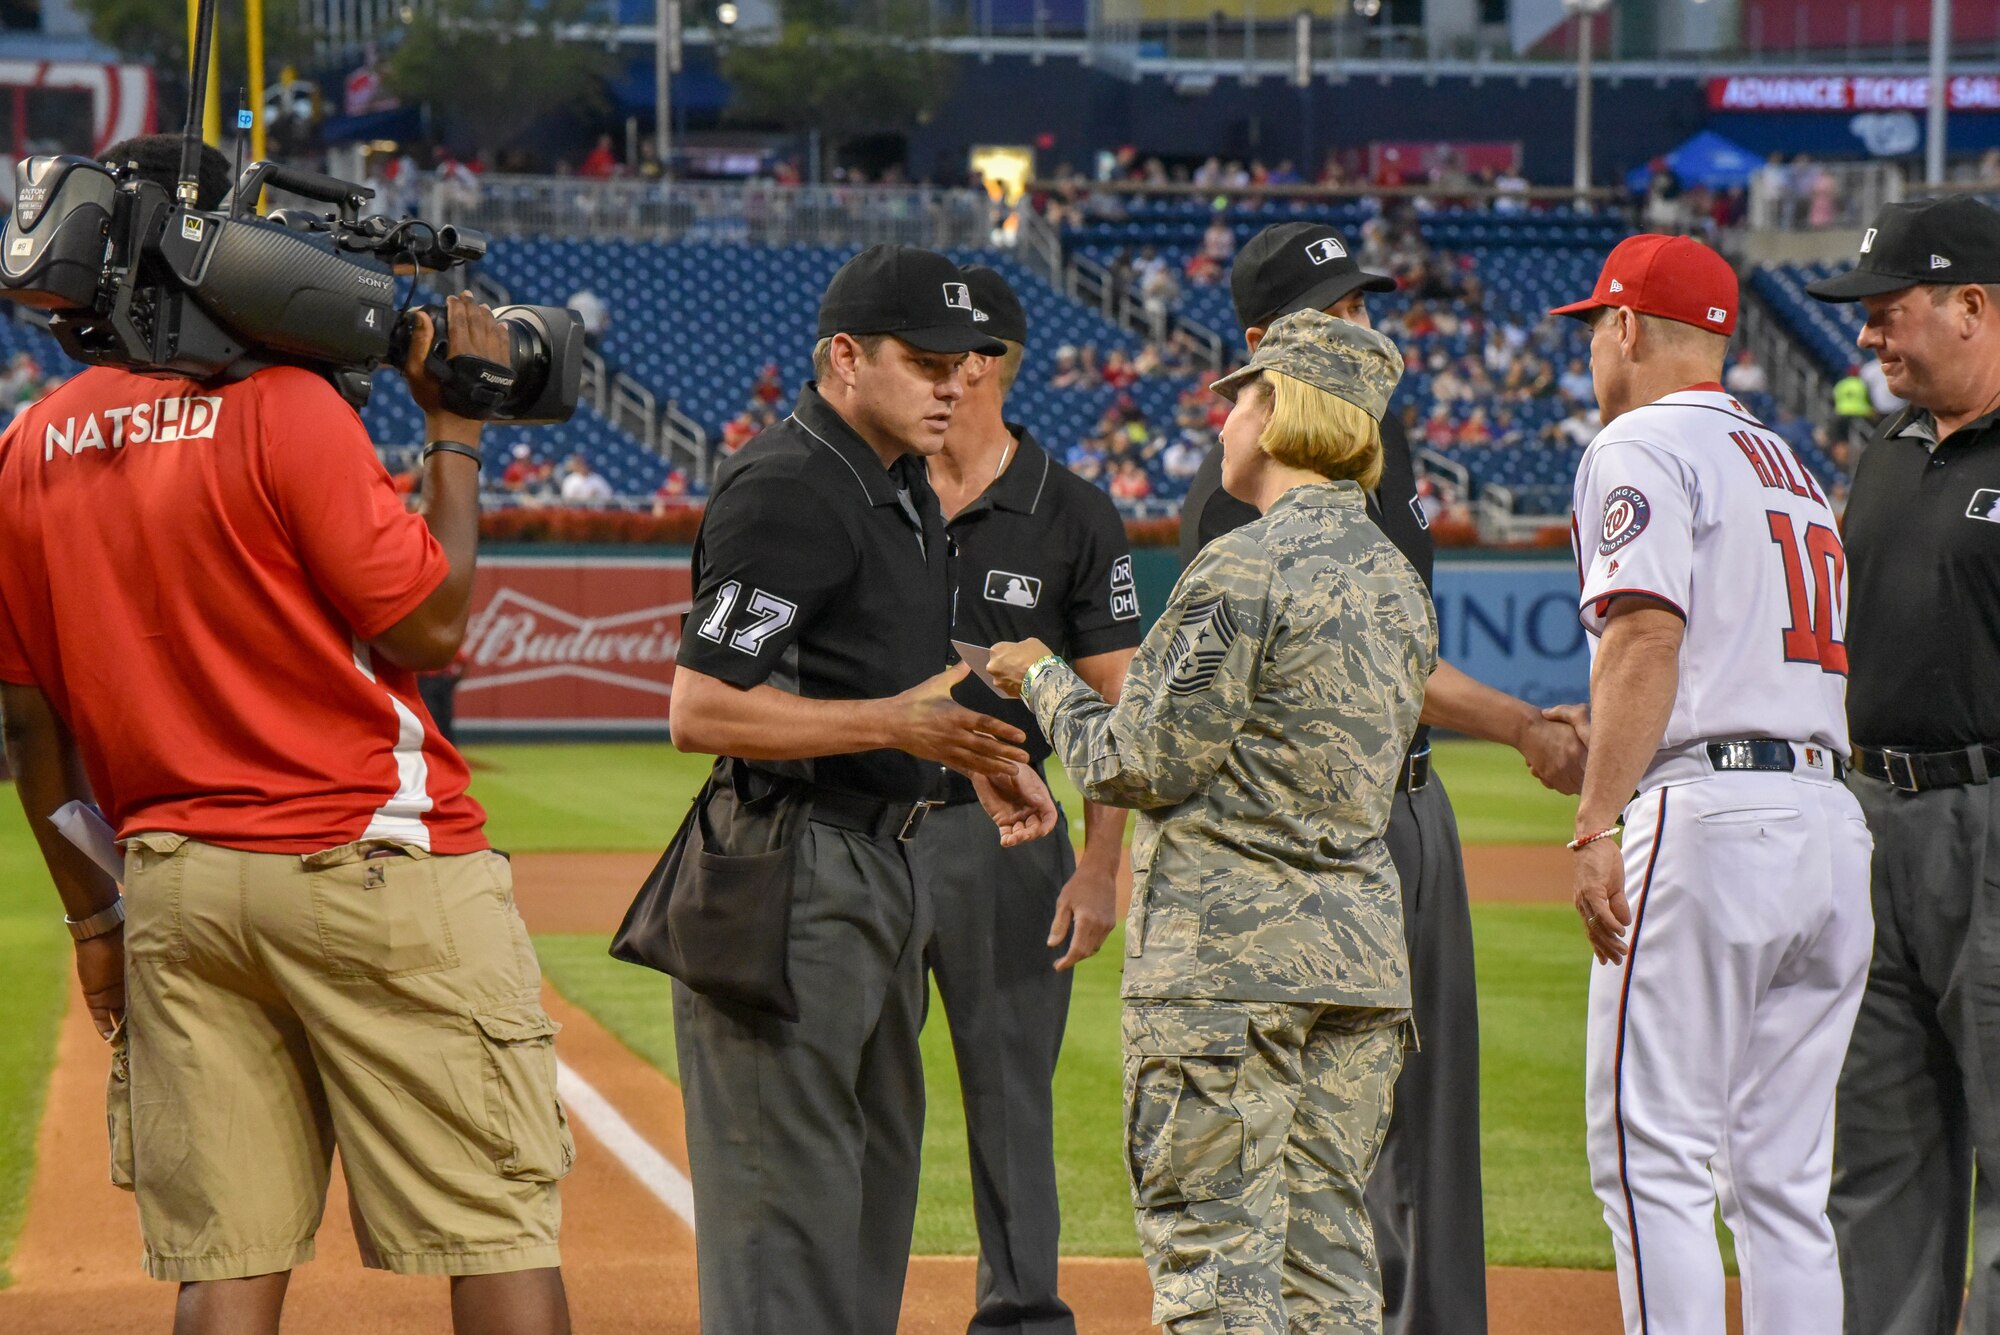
1709, 74, 2000, 112
456, 555, 690, 734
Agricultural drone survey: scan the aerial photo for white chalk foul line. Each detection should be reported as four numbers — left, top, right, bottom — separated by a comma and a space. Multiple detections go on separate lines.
555, 1058, 697, 1231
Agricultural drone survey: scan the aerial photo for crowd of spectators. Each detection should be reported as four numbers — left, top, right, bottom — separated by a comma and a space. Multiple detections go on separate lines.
0, 352, 66, 421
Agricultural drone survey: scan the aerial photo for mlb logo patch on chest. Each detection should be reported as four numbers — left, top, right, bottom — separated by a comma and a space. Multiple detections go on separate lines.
1967, 488, 2000, 524
985, 569, 1042, 607
1599, 486, 1651, 555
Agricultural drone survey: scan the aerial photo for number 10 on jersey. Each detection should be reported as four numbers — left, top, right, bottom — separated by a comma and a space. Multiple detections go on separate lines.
1767, 512, 1848, 675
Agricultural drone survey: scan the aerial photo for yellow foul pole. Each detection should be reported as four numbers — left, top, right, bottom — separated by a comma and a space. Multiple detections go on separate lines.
247, 0, 267, 163
186, 0, 223, 146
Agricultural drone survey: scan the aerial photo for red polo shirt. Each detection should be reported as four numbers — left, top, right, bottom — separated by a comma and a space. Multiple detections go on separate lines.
0, 365, 487, 854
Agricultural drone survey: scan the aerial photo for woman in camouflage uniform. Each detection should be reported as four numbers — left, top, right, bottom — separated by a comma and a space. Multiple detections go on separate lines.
989, 310, 1436, 1335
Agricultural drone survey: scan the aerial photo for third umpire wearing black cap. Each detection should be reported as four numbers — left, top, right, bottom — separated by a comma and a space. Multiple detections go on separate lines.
911, 265, 1143, 1335
1179, 222, 1592, 1335
669, 244, 1058, 1335
1809, 196, 2000, 1335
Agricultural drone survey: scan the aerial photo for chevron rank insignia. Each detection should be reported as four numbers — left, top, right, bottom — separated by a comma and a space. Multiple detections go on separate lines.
1165, 594, 1241, 697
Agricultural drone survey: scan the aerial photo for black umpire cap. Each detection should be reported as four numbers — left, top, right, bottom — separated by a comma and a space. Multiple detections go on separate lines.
1231, 222, 1398, 330
818, 244, 1007, 355
959, 265, 1028, 346
1808, 196, 2000, 302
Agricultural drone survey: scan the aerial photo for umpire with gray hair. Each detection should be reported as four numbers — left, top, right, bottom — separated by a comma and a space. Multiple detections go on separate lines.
913, 265, 1143, 1335
1809, 197, 2000, 1335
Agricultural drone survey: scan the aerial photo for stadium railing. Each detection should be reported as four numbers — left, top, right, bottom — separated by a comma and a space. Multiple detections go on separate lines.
1746, 161, 1904, 235
418, 177, 1001, 251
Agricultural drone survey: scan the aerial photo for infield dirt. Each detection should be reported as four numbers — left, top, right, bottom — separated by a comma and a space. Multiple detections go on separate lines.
0, 846, 1746, 1334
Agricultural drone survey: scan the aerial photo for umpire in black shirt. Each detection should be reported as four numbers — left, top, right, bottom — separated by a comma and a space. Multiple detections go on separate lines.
1177, 222, 1591, 1335
669, 244, 1058, 1335
1809, 197, 2000, 1335
912, 266, 1143, 1335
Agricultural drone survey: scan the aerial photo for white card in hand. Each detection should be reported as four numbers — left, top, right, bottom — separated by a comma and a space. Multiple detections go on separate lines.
952, 640, 1002, 694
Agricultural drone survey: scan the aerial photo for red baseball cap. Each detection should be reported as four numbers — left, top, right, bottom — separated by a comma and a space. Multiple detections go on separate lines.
1549, 234, 1739, 337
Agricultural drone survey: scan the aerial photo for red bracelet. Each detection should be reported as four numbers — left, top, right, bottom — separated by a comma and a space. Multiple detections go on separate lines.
1567, 826, 1619, 852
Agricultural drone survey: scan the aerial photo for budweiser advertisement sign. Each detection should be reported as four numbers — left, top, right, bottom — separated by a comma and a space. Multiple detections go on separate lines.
1708, 75, 2000, 113
458, 556, 690, 733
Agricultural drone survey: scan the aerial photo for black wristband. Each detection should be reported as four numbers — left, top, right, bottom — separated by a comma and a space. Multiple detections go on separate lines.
420, 440, 485, 467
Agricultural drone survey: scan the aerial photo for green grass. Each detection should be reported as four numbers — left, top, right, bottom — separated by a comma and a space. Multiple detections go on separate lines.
1430, 739, 1581, 846
0, 739, 1619, 1277
0, 792, 79, 1287
467, 744, 708, 851
536, 925, 1140, 1256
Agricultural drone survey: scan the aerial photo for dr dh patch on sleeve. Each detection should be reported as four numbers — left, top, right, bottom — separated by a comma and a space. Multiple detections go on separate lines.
1165, 595, 1241, 697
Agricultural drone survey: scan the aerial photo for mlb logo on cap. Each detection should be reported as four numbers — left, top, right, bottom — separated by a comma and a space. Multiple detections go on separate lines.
1549, 234, 1739, 337
1305, 238, 1347, 265
942, 282, 973, 311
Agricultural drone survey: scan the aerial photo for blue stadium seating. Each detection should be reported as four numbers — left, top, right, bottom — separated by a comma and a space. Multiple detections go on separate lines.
1751, 263, 1865, 378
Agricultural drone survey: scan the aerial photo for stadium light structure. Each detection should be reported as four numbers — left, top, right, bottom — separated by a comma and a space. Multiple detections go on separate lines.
1930, 0, 1951, 186
1564, 0, 1613, 198
656, 0, 681, 177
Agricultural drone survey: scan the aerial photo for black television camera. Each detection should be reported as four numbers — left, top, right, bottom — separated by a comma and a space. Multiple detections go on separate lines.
0, 0, 581, 424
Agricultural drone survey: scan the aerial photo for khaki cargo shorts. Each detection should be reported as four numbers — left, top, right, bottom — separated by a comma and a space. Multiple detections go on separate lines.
109, 835, 572, 1282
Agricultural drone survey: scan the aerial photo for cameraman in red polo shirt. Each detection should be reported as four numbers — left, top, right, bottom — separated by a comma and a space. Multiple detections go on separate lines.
0, 137, 571, 1335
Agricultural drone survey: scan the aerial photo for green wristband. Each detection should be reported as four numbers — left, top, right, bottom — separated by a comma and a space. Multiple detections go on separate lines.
1021, 653, 1063, 695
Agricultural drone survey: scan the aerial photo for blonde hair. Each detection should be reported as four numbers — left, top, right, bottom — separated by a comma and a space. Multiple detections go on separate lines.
1250, 371, 1383, 489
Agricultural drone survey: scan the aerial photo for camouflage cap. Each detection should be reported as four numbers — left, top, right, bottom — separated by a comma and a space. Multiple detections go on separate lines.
1208, 309, 1404, 421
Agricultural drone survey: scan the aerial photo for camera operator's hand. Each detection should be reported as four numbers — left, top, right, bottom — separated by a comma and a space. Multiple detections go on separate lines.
403, 291, 509, 446
76, 931, 126, 1040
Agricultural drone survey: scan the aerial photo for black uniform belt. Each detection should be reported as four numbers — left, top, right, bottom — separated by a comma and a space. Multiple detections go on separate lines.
1851, 742, 2000, 793
804, 787, 937, 843
1396, 747, 1431, 794
1705, 738, 1846, 780
737, 766, 939, 843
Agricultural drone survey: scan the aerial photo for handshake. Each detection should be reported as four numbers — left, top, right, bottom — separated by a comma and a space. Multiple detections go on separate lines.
1525, 702, 1592, 796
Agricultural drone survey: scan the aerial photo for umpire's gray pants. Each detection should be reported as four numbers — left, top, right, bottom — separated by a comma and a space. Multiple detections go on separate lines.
1373, 775, 1489, 1335
1833, 774, 2000, 1335
672, 820, 930, 1335
910, 799, 1078, 1335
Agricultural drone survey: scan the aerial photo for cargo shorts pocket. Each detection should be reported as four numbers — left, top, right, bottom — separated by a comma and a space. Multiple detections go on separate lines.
1124, 1004, 1252, 1207
473, 1003, 575, 1183
106, 1025, 135, 1191
122, 833, 192, 963
309, 848, 458, 979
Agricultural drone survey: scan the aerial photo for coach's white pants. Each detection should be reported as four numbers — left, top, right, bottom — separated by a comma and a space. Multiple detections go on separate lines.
1585, 770, 1873, 1335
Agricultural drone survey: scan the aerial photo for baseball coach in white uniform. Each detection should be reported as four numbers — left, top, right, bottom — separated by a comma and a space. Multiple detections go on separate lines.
1552, 235, 1874, 1335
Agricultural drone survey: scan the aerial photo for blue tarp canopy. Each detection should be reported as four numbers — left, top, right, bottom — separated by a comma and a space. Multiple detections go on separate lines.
1626, 130, 1764, 193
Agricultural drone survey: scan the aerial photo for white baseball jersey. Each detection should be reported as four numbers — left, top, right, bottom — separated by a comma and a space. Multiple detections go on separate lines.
1571, 386, 1851, 760
1572, 388, 1873, 1335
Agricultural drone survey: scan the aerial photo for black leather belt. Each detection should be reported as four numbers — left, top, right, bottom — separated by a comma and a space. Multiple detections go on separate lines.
806, 788, 937, 842
1396, 747, 1431, 794
737, 765, 939, 843
1852, 742, 2000, 794
1706, 738, 1846, 780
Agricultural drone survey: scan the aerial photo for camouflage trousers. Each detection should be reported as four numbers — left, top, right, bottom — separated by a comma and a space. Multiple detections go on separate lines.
1124, 999, 1410, 1335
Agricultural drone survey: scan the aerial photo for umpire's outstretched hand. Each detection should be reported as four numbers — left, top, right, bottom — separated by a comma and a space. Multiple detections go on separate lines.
887, 663, 1031, 777
972, 760, 1059, 848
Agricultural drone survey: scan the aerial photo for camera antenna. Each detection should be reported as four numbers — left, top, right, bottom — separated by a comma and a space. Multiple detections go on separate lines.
178, 0, 221, 208
231, 88, 250, 219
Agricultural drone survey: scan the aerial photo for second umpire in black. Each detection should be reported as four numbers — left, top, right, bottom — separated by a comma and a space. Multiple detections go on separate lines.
1178, 222, 1591, 1335
669, 245, 1058, 1335
911, 266, 1142, 1335
1809, 197, 2000, 1335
